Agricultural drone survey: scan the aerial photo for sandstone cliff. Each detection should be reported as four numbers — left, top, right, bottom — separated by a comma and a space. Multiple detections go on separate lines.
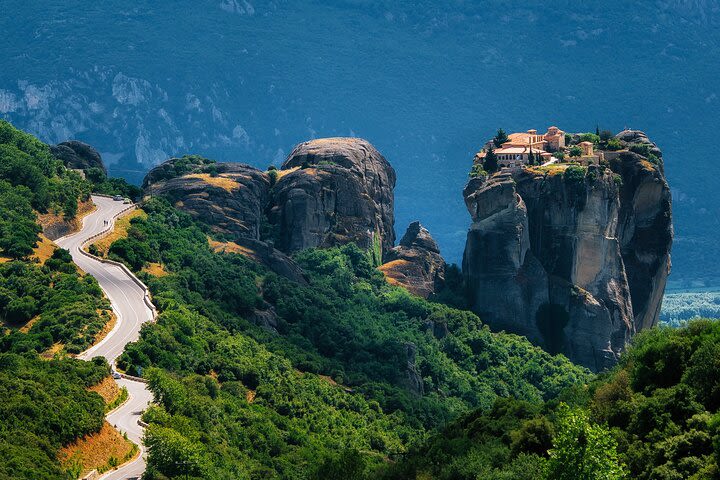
462, 131, 672, 371
380, 222, 445, 298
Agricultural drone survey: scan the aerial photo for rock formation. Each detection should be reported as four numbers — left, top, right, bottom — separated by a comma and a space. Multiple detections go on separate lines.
143, 155, 308, 283
142, 138, 397, 280
380, 222, 445, 298
462, 131, 672, 371
144, 157, 271, 239
51, 140, 106, 174
269, 138, 396, 258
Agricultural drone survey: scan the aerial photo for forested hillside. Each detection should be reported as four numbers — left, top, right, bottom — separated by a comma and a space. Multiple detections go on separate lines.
0, 121, 121, 479
383, 320, 720, 479
104, 198, 588, 477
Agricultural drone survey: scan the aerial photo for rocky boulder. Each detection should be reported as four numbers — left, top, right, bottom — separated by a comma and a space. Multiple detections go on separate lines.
462, 136, 672, 371
144, 158, 271, 240
615, 129, 663, 159
142, 139, 398, 283
143, 157, 309, 283
51, 140, 106, 174
380, 222, 446, 298
269, 138, 396, 258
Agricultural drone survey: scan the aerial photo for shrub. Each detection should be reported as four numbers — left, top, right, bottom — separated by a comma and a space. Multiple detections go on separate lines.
606, 138, 623, 151
569, 146, 583, 158
469, 163, 487, 179
578, 133, 600, 144
629, 144, 651, 157
563, 165, 585, 183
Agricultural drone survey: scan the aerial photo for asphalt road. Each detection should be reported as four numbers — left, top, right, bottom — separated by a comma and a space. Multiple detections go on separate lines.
56, 195, 154, 480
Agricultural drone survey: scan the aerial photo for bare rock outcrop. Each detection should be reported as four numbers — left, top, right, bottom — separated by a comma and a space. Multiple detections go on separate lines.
51, 140, 106, 174
269, 138, 396, 258
380, 222, 446, 298
144, 157, 271, 239
143, 156, 309, 282
611, 148, 673, 331
142, 138, 397, 282
462, 133, 672, 371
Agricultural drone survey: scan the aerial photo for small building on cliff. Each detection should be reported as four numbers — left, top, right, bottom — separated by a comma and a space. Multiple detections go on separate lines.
476, 126, 566, 169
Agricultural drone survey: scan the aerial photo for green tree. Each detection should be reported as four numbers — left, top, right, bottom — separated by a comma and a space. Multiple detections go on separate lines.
527, 148, 536, 165
484, 146, 499, 173
145, 425, 209, 478
569, 146, 583, 157
599, 130, 614, 143
546, 405, 626, 480
85, 167, 106, 184
469, 163, 487, 179
267, 168, 279, 186
606, 139, 623, 151
563, 165, 586, 184
493, 128, 509, 148
63, 194, 78, 219
578, 133, 600, 144
315, 449, 369, 480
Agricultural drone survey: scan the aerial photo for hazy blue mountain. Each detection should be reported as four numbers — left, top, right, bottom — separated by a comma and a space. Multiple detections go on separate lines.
2, 0, 719, 287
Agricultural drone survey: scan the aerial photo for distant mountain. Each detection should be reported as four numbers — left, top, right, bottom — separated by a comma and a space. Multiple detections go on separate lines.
2, 0, 719, 286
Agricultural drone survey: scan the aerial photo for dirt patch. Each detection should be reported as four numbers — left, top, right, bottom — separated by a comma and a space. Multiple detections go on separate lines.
89, 376, 121, 404
17, 315, 40, 333
319, 374, 353, 392
30, 234, 57, 264
319, 374, 339, 386
208, 237, 259, 261
59, 421, 135, 477
275, 166, 300, 180
379, 259, 411, 270
378, 259, 412, 287
525, 164, 569, 176
639, 159, 656, 172
37, 199, 96, 240
246, 390, 256, 403
186, 173, 239, 192
142, 262, 168, 277
40, 343, 65, 359
91, 209, 146, 257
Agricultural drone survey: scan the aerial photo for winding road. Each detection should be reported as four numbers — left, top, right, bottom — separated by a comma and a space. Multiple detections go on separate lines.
56, 195, 154, 480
